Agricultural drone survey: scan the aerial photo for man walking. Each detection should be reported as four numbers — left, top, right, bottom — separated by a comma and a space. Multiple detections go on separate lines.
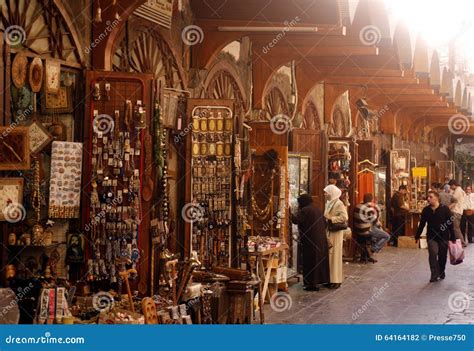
448, 180, 467, 247
415, 191, 456, 282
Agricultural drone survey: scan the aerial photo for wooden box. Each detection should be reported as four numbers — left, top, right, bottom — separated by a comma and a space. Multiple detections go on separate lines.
398, 236, 419, 249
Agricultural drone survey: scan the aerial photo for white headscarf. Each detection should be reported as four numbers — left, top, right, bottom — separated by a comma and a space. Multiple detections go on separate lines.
324, 184, 342, 215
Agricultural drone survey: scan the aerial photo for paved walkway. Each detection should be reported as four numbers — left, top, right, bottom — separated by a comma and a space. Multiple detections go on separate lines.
265, 245, 474, 324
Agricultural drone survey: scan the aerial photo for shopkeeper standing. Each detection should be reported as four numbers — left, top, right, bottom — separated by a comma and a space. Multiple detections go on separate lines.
390, 185, 409, 247
461, 185, 474, 244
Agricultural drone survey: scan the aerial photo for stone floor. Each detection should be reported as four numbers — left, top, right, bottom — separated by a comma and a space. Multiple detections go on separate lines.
265, 245, 474, 324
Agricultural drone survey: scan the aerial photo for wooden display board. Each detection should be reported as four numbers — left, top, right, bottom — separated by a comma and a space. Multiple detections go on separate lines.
83, 70, 153, 295
184, 99, 235, 266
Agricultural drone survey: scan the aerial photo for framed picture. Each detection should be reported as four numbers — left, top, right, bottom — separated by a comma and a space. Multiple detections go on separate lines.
48, 141, 83, 218
25, 120, 53, 155
0, 178, 24, 222
41, 86, 73, 114
161, 90, 179, 128
0, 126, 30, 171
66, 233, 85, 263
44, 59, 61, 94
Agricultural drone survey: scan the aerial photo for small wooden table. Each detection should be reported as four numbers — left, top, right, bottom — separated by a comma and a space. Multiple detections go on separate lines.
241, 244, 289, 307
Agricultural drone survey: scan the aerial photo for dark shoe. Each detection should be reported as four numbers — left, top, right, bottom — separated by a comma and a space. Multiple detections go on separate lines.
329, 283, 341, 289
440, 272, 446, 280
368, 257, 378, 263
429, 276, 440, 283
303, 286, 320, 291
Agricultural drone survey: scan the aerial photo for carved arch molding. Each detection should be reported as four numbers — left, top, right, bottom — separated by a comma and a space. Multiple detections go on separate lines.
0, 0, 84, 64
113, 16, 183, 89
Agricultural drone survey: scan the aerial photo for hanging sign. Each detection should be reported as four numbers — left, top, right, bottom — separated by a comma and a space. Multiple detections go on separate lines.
412, 167, 427, 178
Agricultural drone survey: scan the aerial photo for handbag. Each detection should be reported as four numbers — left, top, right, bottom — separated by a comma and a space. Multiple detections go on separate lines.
326, 200, 348, 232
448, 239, 464, 265
327, 219, 348, 232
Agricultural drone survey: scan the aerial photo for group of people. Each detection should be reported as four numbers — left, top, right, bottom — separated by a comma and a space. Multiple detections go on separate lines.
291, 179, 472, 291
291, 185, 389, 291
432, 180, 474, 246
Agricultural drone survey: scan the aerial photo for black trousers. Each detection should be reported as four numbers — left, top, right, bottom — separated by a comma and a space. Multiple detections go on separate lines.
427, 239, 448, 279
460, 214, 474, 243
390, 215, 406, 246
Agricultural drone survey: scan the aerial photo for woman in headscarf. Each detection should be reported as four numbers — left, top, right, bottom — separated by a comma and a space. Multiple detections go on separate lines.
291, 194, 329, 291
324, 184, 348, 289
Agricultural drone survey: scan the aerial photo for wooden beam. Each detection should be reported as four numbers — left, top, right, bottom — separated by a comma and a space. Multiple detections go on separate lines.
325, 76, 418, 85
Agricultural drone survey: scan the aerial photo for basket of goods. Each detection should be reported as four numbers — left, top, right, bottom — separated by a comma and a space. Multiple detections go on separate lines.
98, 308, 145, 324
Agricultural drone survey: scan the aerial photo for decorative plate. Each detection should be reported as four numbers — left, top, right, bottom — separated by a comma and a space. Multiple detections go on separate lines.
29, 57, 43, 93
11, 53, 28, 88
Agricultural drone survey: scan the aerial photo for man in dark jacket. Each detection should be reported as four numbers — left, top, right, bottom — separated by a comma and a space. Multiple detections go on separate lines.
291, 194, 330, 291
415, 191, 457, 283
390, 185, 409, 247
